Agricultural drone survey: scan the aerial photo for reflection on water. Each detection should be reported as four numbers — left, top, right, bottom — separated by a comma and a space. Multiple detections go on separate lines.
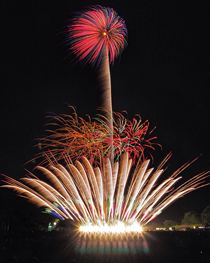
2, 230, 210, 263
75, 232, 149, 255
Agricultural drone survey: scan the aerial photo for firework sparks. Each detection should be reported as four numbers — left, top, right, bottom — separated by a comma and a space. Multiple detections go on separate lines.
2, 152, 209, 233
37, 108, 156, 165
67, 5, 127, 66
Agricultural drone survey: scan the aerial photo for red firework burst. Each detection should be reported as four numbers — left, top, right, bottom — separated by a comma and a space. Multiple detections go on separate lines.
67, 5, 127, 66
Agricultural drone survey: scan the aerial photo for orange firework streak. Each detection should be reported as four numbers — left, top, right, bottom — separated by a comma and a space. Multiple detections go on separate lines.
36, 108, 157, 166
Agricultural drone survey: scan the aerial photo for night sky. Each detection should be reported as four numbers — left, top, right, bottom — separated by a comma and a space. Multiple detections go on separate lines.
1, 0, 210, 226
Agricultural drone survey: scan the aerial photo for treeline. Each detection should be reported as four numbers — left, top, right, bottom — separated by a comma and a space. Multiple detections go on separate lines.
164, 205, 210, 229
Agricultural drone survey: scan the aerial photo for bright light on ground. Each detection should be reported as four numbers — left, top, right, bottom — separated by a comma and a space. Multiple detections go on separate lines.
79, 220, 142, 233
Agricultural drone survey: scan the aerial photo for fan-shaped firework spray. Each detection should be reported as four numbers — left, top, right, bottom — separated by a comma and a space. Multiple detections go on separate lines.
2, 152, 209, 232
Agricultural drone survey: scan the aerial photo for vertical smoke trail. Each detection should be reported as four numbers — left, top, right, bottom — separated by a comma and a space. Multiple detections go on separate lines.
99, 47, 114, 162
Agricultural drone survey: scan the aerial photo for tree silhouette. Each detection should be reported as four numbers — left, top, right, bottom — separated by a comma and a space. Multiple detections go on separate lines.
181, 211, 201, 225
201, 206, 210, 225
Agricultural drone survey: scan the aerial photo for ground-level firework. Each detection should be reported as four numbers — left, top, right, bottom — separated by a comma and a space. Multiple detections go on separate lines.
2, 151, 209, 233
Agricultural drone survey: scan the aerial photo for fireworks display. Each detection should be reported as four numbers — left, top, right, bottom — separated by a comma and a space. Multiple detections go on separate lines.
2, 151, 209, 233
1, 5, 210, 238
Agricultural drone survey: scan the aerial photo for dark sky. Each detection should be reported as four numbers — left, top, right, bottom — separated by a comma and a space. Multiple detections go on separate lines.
1, 0, 210, 225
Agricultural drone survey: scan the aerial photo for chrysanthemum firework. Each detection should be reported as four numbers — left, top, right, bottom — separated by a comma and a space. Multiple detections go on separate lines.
67, 5, 127, 66
2, 152, 209, 232
37, 108, 157, 165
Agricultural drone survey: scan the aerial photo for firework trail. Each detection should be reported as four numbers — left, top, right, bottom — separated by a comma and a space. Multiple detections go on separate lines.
67, 5, 127, 159
2, 152, 209, 231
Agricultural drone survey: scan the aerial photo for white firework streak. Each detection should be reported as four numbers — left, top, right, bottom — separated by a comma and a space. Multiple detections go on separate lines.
1, 152, 210, 227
